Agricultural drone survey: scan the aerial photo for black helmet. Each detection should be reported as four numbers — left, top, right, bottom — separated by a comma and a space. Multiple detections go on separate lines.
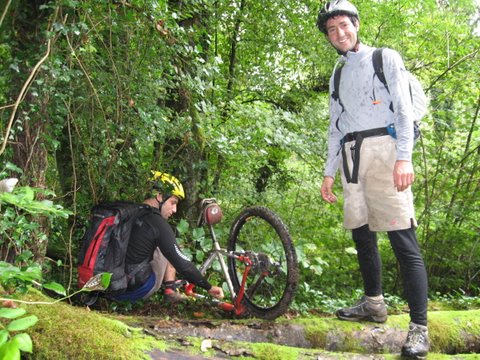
317, 0, 359, 35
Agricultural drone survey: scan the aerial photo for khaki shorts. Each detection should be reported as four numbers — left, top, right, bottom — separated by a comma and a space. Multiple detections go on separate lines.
143, 247, 168, 299
340, 135, 417, 231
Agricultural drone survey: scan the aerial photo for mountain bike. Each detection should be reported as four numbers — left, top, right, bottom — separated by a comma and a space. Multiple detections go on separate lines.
184, 198, 299, 320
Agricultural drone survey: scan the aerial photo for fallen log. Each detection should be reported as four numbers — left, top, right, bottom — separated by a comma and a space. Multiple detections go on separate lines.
150, 309, 480, 356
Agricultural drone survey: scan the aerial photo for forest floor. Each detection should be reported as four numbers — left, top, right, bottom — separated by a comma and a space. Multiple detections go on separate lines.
23, 289, 480, 359
109, 298, 480, 360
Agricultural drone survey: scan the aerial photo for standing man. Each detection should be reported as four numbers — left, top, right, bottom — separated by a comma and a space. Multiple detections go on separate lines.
113, 171, 224, 303
317, 1, 429, 359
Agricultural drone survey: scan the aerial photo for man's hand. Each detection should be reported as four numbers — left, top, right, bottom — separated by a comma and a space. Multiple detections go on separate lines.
208, 286, 224, 299
321, 176, 338, 203
393, 160, 415, 192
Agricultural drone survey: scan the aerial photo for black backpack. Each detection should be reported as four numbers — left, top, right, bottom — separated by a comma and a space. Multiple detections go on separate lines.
332, 47, 428, 138
77, 201, 152, 295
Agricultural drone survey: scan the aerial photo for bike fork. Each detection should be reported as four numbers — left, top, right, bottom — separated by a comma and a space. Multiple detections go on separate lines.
186, 258, 252, 316
233, 255, 252, 316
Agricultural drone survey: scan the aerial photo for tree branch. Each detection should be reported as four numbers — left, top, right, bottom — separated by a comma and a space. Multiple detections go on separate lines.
0, 0, 12, 29
0, 39, 52, 157
427, 48, 479, 92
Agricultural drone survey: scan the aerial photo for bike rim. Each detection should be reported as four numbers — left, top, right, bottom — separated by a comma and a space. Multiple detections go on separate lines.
228, 208, 297, 315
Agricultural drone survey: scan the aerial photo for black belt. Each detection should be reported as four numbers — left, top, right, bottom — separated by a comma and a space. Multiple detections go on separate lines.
340, 127, 390, 184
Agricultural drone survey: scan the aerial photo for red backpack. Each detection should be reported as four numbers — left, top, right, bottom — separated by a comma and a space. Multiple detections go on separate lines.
77, 202, 152, 294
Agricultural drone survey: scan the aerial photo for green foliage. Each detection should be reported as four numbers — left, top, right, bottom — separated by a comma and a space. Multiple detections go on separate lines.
0, 187, 69, 218
0, 263, 42, 359
1, 0, 479, 314
291, 282, 347, 314
0, 307, 37, 360
431, 291, 480, 310
0, 263, 42, 294
0, 182, 71, 266
0, 261, 114, 359
175, 218, 228, 283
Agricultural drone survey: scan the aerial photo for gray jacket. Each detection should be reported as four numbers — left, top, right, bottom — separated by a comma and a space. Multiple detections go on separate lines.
324, 44, 415, 178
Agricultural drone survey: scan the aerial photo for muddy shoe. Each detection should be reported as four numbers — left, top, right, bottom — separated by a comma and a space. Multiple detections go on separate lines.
163, 288, 188, 304
336, 295, 388, 323
401, 323, 429, 359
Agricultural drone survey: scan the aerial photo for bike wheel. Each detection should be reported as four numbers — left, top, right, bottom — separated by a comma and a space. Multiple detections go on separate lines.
227, 206, 299, 320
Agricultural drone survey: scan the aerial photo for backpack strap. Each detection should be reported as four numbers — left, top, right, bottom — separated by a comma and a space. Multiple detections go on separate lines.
372, 47, 394, 112
372, 48, 387, 90
332, 62, 343, 102
332, 61, 345, 131
371, 48, 420, 139
126, 258, 151, 287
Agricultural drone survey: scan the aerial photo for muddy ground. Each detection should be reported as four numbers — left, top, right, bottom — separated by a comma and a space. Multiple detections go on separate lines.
117, 301, 409, 359
110, 300, 480, 360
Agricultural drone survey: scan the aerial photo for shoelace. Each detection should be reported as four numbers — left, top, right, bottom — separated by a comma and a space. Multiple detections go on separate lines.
406, 327, 426, 347
351, 296, 381, 309
349, 298, 368, 309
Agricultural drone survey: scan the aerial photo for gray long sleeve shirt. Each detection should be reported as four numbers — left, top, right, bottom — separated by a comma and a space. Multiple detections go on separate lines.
324, 44, 415, 178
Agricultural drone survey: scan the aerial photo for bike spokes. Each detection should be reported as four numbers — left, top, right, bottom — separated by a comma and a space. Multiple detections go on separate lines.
228, 207, 298, 320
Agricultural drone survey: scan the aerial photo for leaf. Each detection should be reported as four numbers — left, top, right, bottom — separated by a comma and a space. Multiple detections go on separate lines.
310, 265, 324, 275
101, 273, 112, 289
0, 308, 26, 319
0, 340, 21, 360
0, 262, 21, 279
192, 227, 206, 242
303, 243, 318, 251
4, 162, 22, 174
0, 330, 9, 347
345, 247, 357, 255
176, 219, 189, 235
43, 281, 66, 296
11, 333, 33, 353
12, 264, 42, 283
0, 186, 71, 218
6, 316, 38, 332
18, 187, 35, 202
82, 273, 111, 291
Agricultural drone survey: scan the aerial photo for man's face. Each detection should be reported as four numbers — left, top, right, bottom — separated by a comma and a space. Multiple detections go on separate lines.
161, 196, 179, 219
326, 15, 359, 54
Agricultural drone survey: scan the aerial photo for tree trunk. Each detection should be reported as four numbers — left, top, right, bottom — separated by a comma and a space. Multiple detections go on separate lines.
2, 0, 53, 263
159, 1, 211, 224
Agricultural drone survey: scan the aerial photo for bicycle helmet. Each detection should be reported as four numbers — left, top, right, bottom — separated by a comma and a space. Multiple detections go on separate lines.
317, 0, 359, 35
150, 171, 185, 200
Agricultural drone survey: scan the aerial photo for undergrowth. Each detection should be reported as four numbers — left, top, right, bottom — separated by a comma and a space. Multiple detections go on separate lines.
21, 289, 166, 360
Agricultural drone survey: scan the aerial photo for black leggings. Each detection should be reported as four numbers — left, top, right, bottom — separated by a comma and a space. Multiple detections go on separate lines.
352, 224, 428, 326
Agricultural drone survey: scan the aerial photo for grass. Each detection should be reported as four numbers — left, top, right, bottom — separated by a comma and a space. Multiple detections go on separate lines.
18, 289, 166, 359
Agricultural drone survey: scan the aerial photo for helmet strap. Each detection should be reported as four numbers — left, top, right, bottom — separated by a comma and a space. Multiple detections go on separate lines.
155, 194, 164, 209
156, 193, 172, 211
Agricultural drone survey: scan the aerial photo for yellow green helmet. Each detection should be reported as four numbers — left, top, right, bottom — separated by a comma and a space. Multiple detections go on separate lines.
150, 171, 185, 200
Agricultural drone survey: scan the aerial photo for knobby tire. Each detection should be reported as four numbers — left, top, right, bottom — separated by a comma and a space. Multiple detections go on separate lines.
227, 206, 299, 320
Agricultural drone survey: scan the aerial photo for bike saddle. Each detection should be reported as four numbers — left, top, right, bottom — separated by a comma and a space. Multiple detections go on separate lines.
197, 198, 223, 226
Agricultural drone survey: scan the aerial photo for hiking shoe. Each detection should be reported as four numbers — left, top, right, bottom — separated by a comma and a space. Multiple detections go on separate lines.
336, 295, 388, 323
163, 288, 188, 304
401, 323, 429, 359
